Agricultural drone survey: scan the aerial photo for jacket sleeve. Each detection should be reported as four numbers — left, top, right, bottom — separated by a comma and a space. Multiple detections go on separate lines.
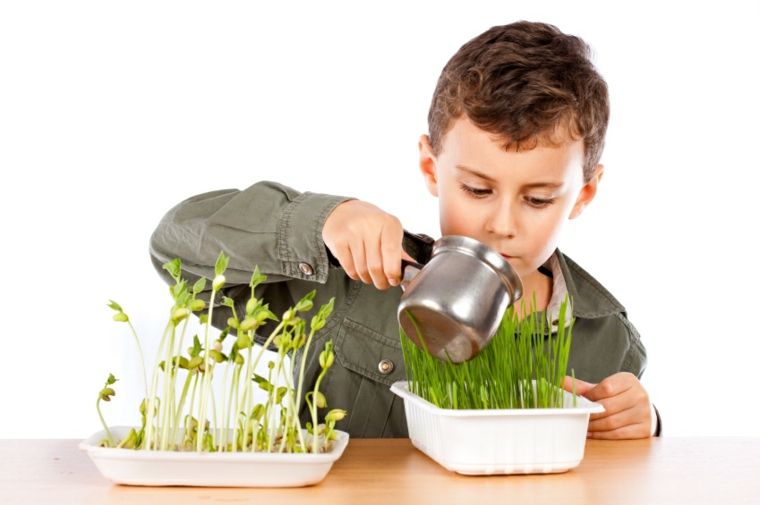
150, 180, 354, 286
615, 312, 648, 380
148, 180, 354, 344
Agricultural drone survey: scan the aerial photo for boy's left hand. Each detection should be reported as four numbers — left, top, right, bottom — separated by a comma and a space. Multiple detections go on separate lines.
563, 372, 653, 440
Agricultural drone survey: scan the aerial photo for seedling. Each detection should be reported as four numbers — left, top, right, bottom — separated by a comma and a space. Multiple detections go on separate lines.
99, 252, 344, 453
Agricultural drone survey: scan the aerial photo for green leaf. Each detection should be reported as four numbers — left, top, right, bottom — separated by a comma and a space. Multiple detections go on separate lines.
162, 258, 182, 281
249, 266, 267, 288
257, 380, 273, 393
219, 327, 230, 341
318, 297, 335, 319
295, 291, 316, 312
175, 290, 191, 307
193, 277, 207, 294
107, 300, 122, 312
251, 404, 264, 421
276, 386, 288, 404
251, 374, 267, 385
106, 373, 117, 385
254, 305, 277, 324
191, 335, 202, 357
221, 296, 235, 308
214, 251, 230, 276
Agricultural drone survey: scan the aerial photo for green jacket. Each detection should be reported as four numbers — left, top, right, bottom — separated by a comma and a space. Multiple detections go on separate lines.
149, 181, 649, 438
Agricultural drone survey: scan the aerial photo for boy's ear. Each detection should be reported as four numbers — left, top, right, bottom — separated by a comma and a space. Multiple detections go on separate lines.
418, 135, 439, 197
569, 164, 604, 220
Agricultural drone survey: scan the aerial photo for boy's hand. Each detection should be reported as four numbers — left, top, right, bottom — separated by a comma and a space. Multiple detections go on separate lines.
563, 372, 653, 440
322, 200, 414, 290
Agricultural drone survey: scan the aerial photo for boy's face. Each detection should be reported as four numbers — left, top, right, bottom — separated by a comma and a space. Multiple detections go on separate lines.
418, 117, 602, 283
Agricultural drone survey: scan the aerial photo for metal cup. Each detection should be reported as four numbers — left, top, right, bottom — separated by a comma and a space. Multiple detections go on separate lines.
397, 235, 523, 363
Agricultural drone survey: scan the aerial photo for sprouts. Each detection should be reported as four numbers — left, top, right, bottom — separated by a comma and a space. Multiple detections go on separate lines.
98, 252, 345, 453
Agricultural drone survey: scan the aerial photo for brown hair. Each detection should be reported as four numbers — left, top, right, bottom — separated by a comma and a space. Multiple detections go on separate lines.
428, 21, 609, 181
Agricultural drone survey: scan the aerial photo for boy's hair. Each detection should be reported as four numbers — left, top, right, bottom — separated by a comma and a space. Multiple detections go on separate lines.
428, 21, 609, 182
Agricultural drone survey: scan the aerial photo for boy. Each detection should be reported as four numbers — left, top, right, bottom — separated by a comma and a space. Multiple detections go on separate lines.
150, 21, 660, 439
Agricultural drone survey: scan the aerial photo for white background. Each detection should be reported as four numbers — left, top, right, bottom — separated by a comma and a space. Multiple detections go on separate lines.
1, 1, 758, 438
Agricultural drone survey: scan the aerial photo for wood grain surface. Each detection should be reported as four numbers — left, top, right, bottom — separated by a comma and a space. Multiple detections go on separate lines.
2, 437, 758, 505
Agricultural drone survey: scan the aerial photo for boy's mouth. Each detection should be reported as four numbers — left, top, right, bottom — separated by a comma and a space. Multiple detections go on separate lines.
501, 254, 513, 260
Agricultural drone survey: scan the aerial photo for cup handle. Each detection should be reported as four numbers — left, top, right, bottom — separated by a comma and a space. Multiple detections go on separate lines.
400, 259, 424, 292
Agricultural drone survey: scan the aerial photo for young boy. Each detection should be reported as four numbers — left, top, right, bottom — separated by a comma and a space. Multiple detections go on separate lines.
150, 21, 660, 439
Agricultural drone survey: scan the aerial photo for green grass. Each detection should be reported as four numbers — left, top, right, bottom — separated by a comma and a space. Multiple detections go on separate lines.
400, 296, 575, 410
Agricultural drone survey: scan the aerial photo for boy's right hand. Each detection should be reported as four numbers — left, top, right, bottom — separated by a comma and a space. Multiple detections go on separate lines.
322, 200, 414, 290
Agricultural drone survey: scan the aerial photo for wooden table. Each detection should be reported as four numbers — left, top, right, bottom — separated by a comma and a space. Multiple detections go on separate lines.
2, 437, 758, 504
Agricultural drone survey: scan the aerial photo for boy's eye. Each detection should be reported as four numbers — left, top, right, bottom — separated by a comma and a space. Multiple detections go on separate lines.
524, 196, 555, 208
460, 183, 492, 198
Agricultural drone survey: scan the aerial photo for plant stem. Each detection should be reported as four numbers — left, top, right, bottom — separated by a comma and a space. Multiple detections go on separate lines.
171, 369, 194, 449
286, 344, 307, 452
219, 357, 232, 451
166, 317, 191, 447
310, 368, 327, 454
195, 289, 218, 452
126, 321, 148, 401
96, 398, 115, 447
210, 386, 218, 450
185, 371, 200, 446
294, 327, 317, 421
144, 320, 173, 450
160, 324, 177, 450
238, 342, 258, 453
232, 362, 243, 448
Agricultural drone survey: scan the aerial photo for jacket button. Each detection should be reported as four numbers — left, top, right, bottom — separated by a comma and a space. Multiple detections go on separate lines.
378, 359, 394, 374
298, 262, 314, 276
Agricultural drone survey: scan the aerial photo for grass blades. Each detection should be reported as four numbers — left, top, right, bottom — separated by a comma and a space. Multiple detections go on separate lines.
401, 295, 576, 410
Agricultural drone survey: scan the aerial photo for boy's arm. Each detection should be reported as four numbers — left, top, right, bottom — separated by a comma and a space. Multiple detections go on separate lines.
149, 181, 355, 343
150, 180, 354, 287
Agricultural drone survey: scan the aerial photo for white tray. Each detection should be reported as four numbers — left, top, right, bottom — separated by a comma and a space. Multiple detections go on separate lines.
391, 381, 604, 475
79, 426, 349, 487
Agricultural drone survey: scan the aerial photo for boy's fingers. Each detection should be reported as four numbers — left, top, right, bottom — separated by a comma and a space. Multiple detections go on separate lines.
333, 244, 359, 280
400, 250, 416, 262
349, 241, 373, 285
587, 406, 651, 439
586, 422, 650, 440
581, 374, 633, 403
583, 372, 646, 402
587, 397, 619, 421
366, 234, 390, 290
563, 375, 596, 396
380, 224, 403, 287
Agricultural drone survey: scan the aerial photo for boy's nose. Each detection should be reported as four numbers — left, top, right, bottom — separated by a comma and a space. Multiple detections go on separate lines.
485, 201, 518, 239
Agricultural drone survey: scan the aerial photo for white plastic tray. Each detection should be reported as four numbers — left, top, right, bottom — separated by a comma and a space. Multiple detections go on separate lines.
391, 381, 604, 475
79, 426, 349, 487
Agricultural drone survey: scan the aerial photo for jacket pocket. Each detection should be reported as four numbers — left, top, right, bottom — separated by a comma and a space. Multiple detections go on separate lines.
323, 317, 408, 437
334, 318, 406, 386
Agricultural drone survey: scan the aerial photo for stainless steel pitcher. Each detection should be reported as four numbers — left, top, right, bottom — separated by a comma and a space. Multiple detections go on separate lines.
397, 235, 523, 363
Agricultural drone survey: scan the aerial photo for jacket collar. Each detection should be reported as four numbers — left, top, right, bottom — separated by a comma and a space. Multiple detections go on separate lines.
553, 248, 626, 319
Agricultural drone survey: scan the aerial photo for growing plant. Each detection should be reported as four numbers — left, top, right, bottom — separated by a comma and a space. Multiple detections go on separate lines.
97, 252, 345, 453
400, 295, 576, 410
